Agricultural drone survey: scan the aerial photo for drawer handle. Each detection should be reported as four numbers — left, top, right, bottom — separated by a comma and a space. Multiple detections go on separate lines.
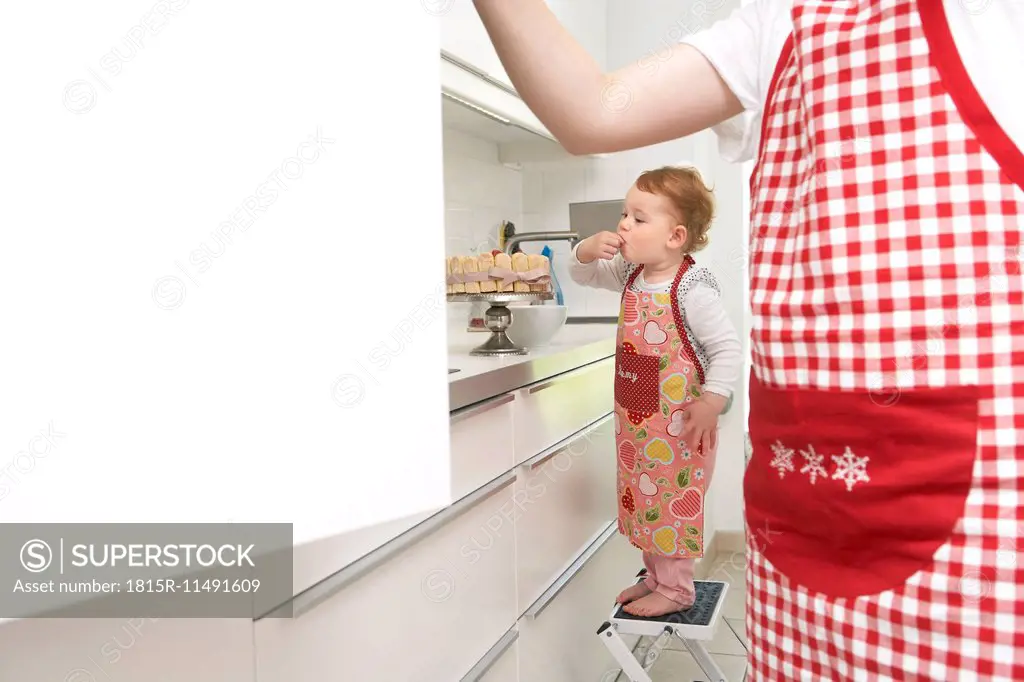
526, 357, 613, 394
255, 470, 517, 620
525, 412, 613, 470
459, 625, 519, 682
528, 444, 568, 471
450, 393, 515, 424
524, 521, 618, 619
527, 380, 555, 395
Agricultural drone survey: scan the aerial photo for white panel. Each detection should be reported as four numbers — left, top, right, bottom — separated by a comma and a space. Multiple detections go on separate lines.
450, 395, 517, 500
0, 1, 448, 544
515, 415, 616, 614
512, 359, 614, 465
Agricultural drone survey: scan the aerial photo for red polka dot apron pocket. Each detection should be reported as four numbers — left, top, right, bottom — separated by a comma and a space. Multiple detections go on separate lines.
744, 374, 980, 600
615, 344, 660, 424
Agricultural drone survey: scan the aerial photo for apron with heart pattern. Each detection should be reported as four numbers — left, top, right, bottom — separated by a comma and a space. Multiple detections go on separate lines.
614, 255, 716, 558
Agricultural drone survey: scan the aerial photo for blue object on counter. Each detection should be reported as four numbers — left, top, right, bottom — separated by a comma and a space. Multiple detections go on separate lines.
541, 245, 565, 305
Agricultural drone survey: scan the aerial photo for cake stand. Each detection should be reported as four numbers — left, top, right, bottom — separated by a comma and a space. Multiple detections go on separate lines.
447, 291, 553, 356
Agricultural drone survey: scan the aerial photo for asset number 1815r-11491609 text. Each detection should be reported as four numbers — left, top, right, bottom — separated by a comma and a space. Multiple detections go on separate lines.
126, 578, 261, 593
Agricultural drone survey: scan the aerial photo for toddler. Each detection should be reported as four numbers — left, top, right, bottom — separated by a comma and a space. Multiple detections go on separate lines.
569, 166, 741, 617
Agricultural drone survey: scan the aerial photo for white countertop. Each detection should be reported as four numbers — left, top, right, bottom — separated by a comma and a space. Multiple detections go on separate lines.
445, 321, 617, 412
447, 322, 617, 382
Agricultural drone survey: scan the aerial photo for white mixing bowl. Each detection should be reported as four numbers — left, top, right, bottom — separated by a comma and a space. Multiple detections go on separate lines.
506, 305, 568, 348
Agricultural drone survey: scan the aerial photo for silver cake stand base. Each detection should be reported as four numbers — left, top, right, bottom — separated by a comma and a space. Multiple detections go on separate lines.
447, 291, 553, 356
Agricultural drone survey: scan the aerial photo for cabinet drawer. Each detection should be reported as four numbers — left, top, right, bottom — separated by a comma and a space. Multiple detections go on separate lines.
254, 479, 519, 682
517, 531, 641, 682
513, 357, 614, 466
514, 414, 616, 615
450, 392, 516, 500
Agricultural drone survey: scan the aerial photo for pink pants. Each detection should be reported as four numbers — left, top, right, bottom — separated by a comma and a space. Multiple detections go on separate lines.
642, 552, 696, 606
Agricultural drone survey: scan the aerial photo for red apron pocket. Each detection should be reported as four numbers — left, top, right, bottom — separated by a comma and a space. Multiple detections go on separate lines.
744, 374, 979, 600
615, 343, 660, 424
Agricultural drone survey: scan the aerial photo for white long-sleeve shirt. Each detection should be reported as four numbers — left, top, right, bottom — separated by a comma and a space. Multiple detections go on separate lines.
569, 244, 743, 401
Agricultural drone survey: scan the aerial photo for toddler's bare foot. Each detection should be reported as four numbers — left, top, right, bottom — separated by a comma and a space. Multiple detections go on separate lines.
616, 582, 652, 605
622, 591, 691, 617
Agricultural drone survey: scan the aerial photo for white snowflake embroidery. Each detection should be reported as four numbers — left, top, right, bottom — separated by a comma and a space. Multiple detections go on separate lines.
799, 444, 827, 485
769, 440, 795, 479
831, 446, 870, 492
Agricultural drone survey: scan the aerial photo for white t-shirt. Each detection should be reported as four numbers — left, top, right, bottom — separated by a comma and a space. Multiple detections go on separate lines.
681, 0, 1024, 163
568, 245, 743, 400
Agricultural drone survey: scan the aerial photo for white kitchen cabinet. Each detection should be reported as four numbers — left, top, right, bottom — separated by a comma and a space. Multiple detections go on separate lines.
517, 531, 642, 682
439, 1, 551, 142
8, 0, 448, 551
512, 358, 615, 465
437, 0, 609, 151
253, 479, 519, 682
515, 413, 617, 615
440, 52, 556, 144
450, 392, 517, 500
440, 0, 514, 90
250, 337, 617, 681
440, 0, 607, 88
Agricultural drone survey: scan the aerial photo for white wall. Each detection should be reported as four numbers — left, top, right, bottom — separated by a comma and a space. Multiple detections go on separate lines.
443, 128, 523, 258
442, 125, 526, 331
548, 0, 609, 71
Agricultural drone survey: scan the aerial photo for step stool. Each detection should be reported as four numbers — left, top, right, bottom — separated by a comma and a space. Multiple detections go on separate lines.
596, 569, 732, 682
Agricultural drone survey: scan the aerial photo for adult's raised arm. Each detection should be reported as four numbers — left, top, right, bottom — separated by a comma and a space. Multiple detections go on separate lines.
473, 0, 748, 155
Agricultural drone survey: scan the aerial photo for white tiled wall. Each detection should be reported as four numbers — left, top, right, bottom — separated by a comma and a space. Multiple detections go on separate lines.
441, 125, 525, 329
442, 127, 522, 258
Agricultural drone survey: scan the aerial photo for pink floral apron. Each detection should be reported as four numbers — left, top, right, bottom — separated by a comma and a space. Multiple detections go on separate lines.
745, 2, 1024, 679
614, 256, 716, 558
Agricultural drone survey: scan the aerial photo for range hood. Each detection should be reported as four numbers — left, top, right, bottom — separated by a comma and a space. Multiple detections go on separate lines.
569, 199, 622, 242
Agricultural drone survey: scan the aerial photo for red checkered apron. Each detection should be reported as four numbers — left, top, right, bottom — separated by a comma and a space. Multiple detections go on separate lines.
744, 1, 1024, 680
